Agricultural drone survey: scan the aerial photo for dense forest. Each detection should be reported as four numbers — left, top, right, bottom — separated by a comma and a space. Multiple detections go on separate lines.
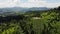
0, 6, 60, 34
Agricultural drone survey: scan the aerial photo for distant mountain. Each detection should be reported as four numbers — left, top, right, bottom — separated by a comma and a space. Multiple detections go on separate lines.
0, 7, 50, 16
29, 7, 50, 11
0, 7, 50, 12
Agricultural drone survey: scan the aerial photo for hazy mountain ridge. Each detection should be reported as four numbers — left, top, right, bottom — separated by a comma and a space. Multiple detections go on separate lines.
0, 7, 50, 16
0, 7, 50, 12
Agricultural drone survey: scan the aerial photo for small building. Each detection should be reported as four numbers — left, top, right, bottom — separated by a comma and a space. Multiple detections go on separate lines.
32, 17, 41, 19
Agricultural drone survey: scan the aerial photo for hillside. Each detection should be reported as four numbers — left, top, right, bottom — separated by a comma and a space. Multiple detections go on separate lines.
0, 6, 60, 34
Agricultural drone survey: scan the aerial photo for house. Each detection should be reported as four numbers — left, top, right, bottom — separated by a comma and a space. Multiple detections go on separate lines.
32, 17, 41, 19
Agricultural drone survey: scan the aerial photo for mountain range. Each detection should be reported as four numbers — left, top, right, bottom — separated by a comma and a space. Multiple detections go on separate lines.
0, 7, 50, 16
0, 7, 50, 12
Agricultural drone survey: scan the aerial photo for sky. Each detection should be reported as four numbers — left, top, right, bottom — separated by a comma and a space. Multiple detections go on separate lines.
0, 0, 60, 8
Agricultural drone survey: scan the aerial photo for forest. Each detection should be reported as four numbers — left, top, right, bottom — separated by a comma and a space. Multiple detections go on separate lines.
0, 6, 60, 34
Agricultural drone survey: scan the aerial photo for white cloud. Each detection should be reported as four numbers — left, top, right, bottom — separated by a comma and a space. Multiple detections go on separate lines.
0, 0, 60, 8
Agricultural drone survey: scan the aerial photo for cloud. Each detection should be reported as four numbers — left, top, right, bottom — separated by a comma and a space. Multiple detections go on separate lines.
16, 0, 60, 8
44, 0, 60, 3
0, 0, 60, 8
16, 0, 47, 7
